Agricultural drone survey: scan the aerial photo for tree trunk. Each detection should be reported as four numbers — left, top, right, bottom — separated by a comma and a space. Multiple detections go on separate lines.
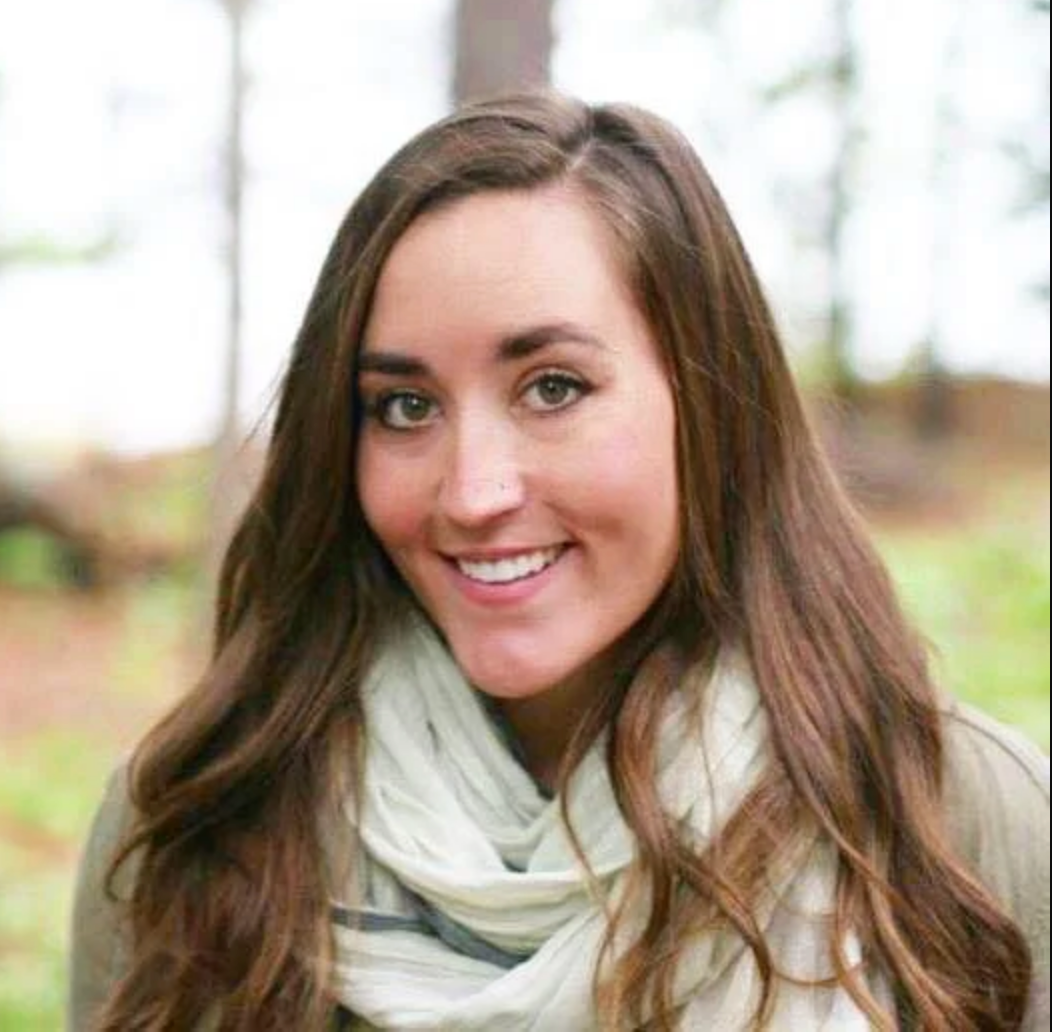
914, 0, 969, 438
825, 0, 859, 406
453, 0, 554, 105
208, 0, 251, 605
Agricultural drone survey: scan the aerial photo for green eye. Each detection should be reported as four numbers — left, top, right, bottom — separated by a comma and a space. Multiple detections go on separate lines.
523, 373, 587, 412
377, 391, 438, 429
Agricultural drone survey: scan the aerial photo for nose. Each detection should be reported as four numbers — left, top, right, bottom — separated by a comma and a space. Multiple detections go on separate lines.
437, 411, 525, 527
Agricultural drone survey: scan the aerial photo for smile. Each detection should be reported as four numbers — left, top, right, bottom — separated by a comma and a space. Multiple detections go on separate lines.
454, 546, 564, 585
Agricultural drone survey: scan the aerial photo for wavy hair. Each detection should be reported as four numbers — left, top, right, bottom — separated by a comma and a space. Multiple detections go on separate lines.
98, 92, 1030, 1030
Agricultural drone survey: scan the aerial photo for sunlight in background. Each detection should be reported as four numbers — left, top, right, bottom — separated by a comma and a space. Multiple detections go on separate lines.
0, 0, 1048, 455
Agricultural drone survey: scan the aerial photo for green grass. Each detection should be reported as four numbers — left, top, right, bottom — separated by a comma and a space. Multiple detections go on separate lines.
0, 734, 113, 1031
111, 568, 206, 701
0, 733, 114, 841
0, 529, 69, 591
0, 860, 74, 1032
878, 523, 1050, 751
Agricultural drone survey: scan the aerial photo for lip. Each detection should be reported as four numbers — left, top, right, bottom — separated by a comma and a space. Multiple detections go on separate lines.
443, 544, 567, 561
441, 544, 572, 606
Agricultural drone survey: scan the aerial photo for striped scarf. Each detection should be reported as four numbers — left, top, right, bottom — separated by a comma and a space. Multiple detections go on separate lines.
330, 622, 875, 1030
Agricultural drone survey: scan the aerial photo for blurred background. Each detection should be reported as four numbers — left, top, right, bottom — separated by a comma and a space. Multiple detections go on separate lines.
0, 0, 1048, 1026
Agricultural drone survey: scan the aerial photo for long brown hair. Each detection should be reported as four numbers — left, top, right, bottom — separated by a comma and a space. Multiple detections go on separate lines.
98, 92, 1030, 1031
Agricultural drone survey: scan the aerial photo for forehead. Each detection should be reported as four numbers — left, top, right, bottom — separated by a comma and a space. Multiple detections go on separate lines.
363, 185, 639, 350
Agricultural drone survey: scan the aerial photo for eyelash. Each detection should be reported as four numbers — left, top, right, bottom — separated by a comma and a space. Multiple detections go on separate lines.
521, 371, 591, 412
363, 390, 436, 431
362, 371, 592, 432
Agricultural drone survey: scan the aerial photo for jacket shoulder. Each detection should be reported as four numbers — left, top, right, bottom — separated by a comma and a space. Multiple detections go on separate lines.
941, 702, 1049, 863
67, 765, 357, 1031
940, 704, 1049, 1030
68, 762, 136, 1032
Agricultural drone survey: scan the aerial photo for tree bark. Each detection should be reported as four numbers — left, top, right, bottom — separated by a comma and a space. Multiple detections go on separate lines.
453, 0, 554, 105
208, 0, 251, 605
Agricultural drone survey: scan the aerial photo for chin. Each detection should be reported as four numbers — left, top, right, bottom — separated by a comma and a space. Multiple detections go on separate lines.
453, 649, 567, 701
463, 666, 558, 701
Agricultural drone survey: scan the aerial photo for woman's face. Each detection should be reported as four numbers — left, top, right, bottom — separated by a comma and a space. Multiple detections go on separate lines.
357, 185, 679, 701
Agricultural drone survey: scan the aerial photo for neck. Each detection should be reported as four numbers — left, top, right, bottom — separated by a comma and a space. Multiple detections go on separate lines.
498, 695, 582, 791
496, 651, 628, 791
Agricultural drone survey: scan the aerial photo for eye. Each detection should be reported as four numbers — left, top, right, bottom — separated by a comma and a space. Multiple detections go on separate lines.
369, 390, 439, 430
521, 372, 589, 413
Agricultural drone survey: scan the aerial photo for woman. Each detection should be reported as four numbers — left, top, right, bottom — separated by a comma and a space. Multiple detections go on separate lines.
70, 92, 1048, 1031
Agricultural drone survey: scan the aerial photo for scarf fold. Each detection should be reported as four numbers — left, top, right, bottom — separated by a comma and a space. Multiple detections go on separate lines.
330, 623, 875, 1030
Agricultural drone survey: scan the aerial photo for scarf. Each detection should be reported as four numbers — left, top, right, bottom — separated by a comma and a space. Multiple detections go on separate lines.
330, 623, 876, 1030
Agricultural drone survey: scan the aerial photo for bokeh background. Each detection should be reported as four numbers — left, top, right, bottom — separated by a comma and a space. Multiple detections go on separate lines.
0, 0, 1048, 1027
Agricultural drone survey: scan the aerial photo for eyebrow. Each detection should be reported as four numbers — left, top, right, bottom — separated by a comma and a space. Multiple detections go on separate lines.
357, 321, 606, 377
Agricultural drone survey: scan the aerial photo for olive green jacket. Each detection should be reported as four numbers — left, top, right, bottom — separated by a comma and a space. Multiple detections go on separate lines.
68, 704, 1050, 1030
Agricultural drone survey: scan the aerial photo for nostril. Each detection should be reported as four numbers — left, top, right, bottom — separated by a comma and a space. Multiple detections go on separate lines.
437, 468, 526, 526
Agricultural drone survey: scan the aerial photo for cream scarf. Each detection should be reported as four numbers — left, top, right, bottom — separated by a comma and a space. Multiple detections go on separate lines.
331, 623, 876, 1030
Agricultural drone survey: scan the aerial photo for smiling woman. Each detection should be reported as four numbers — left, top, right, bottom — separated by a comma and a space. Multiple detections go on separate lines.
357, 187, 679, 747
69, 92, 1048, 1032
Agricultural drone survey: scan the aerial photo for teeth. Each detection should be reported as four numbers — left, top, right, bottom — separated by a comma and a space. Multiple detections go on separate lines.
457, 547, 561, 585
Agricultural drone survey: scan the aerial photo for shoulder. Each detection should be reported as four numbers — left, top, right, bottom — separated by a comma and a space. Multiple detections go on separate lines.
940, 702, 1049, 857
940, 702, 1048, 899
68, 762, 137, 1031
942, 700, 1049, 785
939, 703, 1049, 1029
68, 767, 355, 1032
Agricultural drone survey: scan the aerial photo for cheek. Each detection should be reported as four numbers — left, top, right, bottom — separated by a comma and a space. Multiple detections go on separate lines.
607, 401, 679, 562
583, 385, 677, 496
356, 444, 426, 551
554, 406, 679, 554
